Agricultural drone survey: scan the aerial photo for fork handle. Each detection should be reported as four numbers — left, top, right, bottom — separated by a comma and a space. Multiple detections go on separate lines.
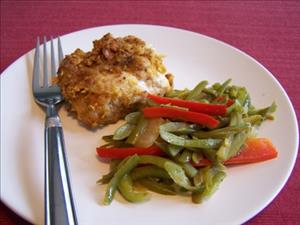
45, 109, 78, 225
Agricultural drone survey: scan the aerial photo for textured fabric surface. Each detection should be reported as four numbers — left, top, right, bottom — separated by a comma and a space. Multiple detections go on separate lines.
1, 1, 299, 224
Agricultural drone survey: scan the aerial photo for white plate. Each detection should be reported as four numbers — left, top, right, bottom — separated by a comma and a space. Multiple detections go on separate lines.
1, 24, 298, 225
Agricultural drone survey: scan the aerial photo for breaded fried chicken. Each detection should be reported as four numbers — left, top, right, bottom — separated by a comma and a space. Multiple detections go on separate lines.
56, 33, 172, 128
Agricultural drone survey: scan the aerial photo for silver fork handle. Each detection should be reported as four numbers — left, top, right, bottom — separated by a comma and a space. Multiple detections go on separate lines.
45, 107, 78, 225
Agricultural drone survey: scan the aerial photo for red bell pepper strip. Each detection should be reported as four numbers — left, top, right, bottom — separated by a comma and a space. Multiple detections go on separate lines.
97, 138, 278, 165
142, 107, 219, 128
147, 94, 227, 116
226, 99, 235, 107
214, 96, 235, 107
194, 138, 278, 166
97, 146, 163, 159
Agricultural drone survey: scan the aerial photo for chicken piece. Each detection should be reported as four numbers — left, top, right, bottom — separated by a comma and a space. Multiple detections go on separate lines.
56, 33, 172, 128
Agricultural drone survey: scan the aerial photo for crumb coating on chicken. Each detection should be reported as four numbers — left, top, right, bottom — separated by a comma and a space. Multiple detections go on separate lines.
56, 33, 172, 128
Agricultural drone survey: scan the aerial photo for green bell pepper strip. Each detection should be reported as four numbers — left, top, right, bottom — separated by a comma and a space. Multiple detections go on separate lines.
138, 178, 176, 195
101, 134, 132, 148
193, 124, 251, 139
244, 115, 263, 125
113, 123, 135, 140
118, 174, 150, 203
154, 141, 171, 156
167, 144, 184, 157
154, 140, 183, 158
97, 158, 128, 184
217, 110, 249, 161
181, 163, 198, 178
202, 87, 217, 98
236, 87, 248, 106
139, 155, 172, 168
200, 148, 217, 164
163, 161, 195, 190
248, 102, 277, 118
160, 130, 222, 149
166, 88, 190, 99
138, 155, 199, 191
130, 165, 171, 180
216, 110, 239, 161
125, 112, 141, 124
185, 80, 208, 100
177, 150, 192, 163
159, 122, 197, 134
217, 79, 232, 97
216, 137, 233, 161
102, 135, 114, 142
226, 100, 244, 114
192, 166, 226, 203
227, 131, 249, 160
103, 155, 140, 205
191, 152, 203, 164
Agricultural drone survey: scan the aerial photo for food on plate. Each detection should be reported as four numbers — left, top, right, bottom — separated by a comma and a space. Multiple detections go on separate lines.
96, 79, 278, 205
56, 33, 173, 128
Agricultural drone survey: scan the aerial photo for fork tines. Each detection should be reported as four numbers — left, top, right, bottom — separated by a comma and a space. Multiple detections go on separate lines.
33, 36, 63, 90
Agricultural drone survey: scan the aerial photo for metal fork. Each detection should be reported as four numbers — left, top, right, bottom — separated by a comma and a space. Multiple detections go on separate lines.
32, 37, 78, 225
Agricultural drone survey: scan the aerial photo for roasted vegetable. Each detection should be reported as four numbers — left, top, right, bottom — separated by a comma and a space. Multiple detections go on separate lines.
97, 79, 277, 205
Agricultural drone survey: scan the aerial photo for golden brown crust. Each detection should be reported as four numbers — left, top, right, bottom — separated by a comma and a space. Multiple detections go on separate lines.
56, 33, 172, 128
